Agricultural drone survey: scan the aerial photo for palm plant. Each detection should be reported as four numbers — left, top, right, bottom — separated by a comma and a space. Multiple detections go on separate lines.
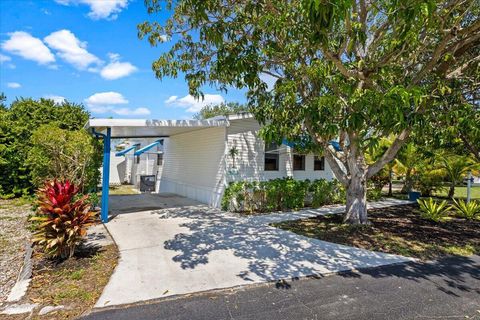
438, 155, 478, 198
394, 143, 420, 193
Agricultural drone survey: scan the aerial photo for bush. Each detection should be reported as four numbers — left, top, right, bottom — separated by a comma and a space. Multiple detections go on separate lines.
452, 199, 480, 220
417, 198, 451, 222
30, 180, 98, 259
27, 124, 102, 193
309, 179, 345, 207
222, 178, 345, 213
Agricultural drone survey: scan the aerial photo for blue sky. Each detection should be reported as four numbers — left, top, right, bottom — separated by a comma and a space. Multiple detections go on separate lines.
0, 0, 247, 119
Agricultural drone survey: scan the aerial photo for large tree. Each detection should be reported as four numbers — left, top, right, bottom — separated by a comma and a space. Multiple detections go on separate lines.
139, 0, 480, 224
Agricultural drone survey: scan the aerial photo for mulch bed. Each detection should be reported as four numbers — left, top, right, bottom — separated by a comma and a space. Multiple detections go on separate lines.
274, 204, 480, 260
22, 243, 119, 319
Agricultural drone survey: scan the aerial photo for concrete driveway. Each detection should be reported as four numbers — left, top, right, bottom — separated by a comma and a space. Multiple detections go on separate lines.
96, 195, 412, 308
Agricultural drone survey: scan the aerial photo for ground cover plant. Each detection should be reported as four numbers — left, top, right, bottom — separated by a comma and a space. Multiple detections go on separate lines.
274, 204, 480, 260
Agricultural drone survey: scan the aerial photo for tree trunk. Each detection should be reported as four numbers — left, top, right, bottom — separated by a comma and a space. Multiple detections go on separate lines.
344, 175, 368, 224
388, 168, 393, 196
448, 183, 455, 198
401, 169, 413, 194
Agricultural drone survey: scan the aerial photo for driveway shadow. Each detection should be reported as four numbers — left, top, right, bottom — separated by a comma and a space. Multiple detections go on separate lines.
151, 206, 410, 283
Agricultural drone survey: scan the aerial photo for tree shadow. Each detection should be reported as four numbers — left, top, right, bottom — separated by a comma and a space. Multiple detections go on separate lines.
338, 254, 480, 297
152, 206, 410, 286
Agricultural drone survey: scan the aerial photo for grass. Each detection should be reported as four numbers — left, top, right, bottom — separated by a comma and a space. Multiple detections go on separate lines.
106, 184, 140, 195
433, 186, 480, 200
24, 244, 118, 319
273, 204, 480, 260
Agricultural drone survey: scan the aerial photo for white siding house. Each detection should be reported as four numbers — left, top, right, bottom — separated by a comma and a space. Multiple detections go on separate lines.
158, 115, 336, 206
91, 116, 337, 208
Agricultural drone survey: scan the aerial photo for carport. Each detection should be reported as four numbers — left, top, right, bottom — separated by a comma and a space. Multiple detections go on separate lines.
86, 118, 228, 223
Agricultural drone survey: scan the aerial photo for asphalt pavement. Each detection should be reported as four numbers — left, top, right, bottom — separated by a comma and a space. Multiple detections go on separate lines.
83, 254, 480, 320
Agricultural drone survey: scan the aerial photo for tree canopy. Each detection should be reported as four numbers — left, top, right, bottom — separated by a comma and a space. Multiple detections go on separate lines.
0, 97, 98, 197
139, 0, 480, 223
193, 102, 249, 119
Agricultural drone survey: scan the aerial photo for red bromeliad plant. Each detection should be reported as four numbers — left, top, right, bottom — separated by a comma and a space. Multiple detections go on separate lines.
31, 180, 98, 259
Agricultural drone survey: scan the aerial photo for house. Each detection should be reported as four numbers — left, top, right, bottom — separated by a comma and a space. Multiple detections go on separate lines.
88, 114, 335, 215
105, 138, 164, 188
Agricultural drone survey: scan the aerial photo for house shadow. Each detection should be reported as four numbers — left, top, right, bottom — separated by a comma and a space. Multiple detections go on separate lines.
151, 206, 413, 287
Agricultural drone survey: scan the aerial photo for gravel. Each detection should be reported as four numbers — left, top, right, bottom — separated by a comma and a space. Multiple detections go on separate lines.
0, 200, 31, 305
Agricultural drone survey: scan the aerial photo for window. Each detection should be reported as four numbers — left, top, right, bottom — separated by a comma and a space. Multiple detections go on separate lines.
157, 153, 163, 166
264, 142, 279, 171
136, 155, 140, 164
293, 154, 305, 171
314, 156, 325, 171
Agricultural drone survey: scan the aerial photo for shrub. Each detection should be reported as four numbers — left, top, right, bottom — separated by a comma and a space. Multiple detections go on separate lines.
452, 199, 480, 220
417, 198, 451, 222
27, 124, 102, 193
30, 180, 98, 259
222, 178, 345, 213
309, 179, 345, 207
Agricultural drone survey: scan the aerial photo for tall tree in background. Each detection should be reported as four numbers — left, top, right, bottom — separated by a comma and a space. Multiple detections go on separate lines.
193, 102, 249, 120
140, 0, 480, 224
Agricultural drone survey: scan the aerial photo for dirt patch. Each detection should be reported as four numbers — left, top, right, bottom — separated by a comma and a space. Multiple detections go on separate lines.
274, 204, 480, 260
0, 199, 32, 303
3, 243, 118, 320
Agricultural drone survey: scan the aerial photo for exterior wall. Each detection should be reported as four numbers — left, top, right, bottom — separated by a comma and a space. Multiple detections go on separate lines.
225, 118, 335, 183
160, 127, 227, 207
103, 154, 127, 185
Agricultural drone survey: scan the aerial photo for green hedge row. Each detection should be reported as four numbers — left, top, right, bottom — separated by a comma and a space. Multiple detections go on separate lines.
221, 178, 347, 213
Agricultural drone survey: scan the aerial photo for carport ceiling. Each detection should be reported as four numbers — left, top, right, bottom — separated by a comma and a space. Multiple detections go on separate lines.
86, 118, 229, 138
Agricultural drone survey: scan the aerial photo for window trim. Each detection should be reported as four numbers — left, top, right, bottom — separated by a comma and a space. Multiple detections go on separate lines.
264, 142, 280, 171
314, 155, 325, 171
293, 154, 306, 171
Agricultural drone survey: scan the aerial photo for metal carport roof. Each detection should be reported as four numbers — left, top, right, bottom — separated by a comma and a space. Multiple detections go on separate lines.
86, 118, 229, 139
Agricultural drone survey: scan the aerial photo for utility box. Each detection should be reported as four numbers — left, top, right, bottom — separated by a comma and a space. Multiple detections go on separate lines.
140, 175, 156, 192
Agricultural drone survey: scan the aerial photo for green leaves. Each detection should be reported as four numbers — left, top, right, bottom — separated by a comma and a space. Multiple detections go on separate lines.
0, 98, 92, 197
417, 198, 452, 222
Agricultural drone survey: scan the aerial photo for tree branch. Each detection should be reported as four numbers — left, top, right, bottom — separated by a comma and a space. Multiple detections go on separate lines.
367, 128, 411, 178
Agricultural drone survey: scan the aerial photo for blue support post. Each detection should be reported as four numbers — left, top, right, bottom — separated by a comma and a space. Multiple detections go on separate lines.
101, 128, 111, 223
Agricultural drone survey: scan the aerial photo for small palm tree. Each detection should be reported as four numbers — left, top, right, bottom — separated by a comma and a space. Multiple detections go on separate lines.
439, 155, 478, 198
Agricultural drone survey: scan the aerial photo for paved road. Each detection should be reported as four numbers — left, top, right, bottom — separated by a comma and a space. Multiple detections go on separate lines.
84, 255, 480, 320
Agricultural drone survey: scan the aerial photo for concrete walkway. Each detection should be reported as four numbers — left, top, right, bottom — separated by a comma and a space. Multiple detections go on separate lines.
96, 196, 414, 308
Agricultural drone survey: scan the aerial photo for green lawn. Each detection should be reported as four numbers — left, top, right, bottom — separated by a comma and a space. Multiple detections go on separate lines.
433, 186, 480, 200
106, 184, 140, 195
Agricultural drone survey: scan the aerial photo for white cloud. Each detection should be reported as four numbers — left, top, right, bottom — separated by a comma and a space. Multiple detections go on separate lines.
84, 91, 150, 115
114, 107, 151, 116
160, 35, 168, 42
100, 53, 137, 80
55, 0, 128, 20
1, 31, 55, 65
165, 94, 225, 113
85, 91, 128, 108
7, 82, 21, 89
43, 95, 66, 104
0, 54, 11, 63
44, 29, 101, 70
